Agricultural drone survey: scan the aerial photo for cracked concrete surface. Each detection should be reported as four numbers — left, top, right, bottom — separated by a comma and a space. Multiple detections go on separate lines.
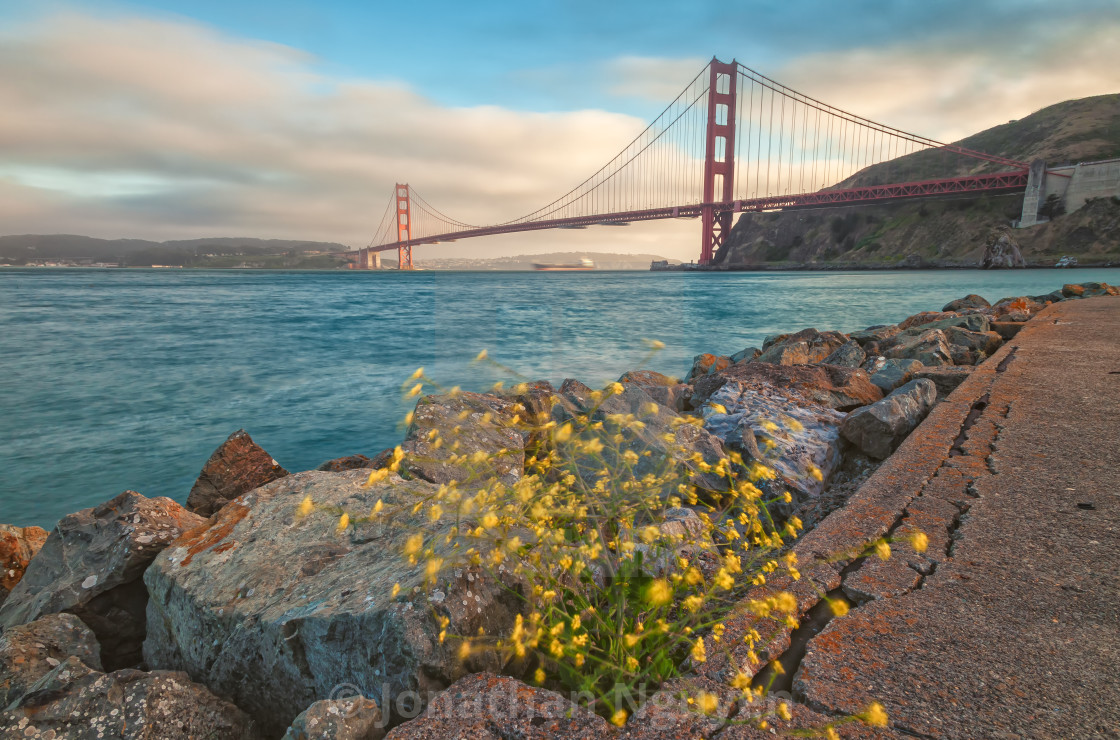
790, 297, 1120, 738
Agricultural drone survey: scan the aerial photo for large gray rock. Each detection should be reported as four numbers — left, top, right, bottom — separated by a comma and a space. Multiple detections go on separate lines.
0, 491, 204, 671
884, 329, 953, 367
690, 362, 882, 412
756, 328, 848, 366
869, 358, 924, 394
821, 340, 866, 368
0, 613, 102, 707
187, 429, 289, 517
943, 327, 1003, 365
282, 696, 385, 740
401, 391, 526, 488
143, 470, 525, 736
941, 294, 991, 312
1, 657, 261, 739
551, 380, 729, 498
841, 379, 938, 459
702, 381, 845, 509
384, 673, 612, 740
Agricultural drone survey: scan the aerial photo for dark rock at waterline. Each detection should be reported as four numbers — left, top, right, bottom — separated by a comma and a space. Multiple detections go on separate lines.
979, 228, 1025, 269
0, 524, 48, 607
691, 361, 882, 411
186, 429, 289, 517
0, 657, 261, 739
841, 379, 938, 459
0, 613, 102, 707
729, 346, 761, 364
384, 673, 612, 740
401, 391, 526, 488
619, 369, 689, 412
942, 294, 991, 312
685, 352, 730, 382
282, 696, 385, 740
143, 470, 525, 735
0, 491, 204, 671
848, 324, 901, 347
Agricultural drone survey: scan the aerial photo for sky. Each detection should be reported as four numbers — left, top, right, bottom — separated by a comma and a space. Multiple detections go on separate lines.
1, 0, 1118, 260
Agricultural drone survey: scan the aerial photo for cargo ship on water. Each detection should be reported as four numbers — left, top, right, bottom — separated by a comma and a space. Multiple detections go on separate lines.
532, 258, 595, 271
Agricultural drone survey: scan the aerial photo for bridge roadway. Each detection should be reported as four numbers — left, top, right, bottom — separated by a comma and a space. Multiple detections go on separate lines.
783, 297, 1119, 738
366, 170, 1029, 253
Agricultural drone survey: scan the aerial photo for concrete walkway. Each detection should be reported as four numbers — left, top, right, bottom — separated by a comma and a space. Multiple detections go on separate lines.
790, 297, 1120, 738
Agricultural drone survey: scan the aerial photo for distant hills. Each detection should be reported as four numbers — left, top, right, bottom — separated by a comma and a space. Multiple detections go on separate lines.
719, 94, 1120, 268
0, 235, 351, 267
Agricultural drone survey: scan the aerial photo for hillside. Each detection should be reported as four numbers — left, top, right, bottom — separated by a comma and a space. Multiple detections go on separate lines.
0, 235, 352, 267
718, 94, 1120, 268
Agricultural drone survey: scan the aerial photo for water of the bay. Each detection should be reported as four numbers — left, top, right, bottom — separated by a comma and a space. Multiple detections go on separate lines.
2, 266, 1115, 528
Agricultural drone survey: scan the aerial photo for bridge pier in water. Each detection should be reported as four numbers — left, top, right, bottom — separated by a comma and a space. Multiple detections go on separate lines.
700, 59, 738, 266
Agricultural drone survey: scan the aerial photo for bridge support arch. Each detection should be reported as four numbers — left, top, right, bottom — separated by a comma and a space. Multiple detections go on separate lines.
700, 60, 738, 265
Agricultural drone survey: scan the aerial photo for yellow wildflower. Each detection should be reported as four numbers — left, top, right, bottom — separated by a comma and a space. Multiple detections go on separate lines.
296, 496, 313, 518
458, 641, 471, 660
425, 557, 442, 582
554, 422, 573, 443
428, 504, 443, 522
403, 533, 423, 556
709, 402, 728, 414
690, 637, 706, 663
807, 464, 823, 482
408, 383, 423, 397
390, 582, 401, 598
862, 702, 888, 727
909, 531, 929, 553
828, 598, 850, 617
777, 702, 792, 721
697, 692, 718, 714
610, 709, 627, 727
336, 513, 349, 532
363, 468, 389, 488
533, 667, 545, 684
875, 541, 891, 560
371, 499, 384, 516
475, 349, 488, 361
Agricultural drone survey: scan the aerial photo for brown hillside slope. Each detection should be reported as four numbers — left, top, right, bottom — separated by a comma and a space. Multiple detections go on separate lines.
720, 94, 1120, 267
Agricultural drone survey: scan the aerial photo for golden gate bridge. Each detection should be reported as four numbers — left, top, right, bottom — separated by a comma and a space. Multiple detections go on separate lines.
358, 58, 1030, 270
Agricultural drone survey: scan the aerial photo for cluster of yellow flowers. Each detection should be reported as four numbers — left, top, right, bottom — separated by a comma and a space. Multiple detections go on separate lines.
293, 355, 907, 734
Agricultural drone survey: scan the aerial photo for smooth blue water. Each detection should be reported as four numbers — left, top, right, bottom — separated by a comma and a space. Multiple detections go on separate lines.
2, 266, 1116, 528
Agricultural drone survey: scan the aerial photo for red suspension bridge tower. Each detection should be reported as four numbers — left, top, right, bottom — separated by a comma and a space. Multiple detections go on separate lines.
700, 60, 738, 266
395, 183, 413, 270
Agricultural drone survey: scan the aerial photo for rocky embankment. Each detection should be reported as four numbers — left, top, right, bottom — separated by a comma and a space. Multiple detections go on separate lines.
1, 281, 1116, 739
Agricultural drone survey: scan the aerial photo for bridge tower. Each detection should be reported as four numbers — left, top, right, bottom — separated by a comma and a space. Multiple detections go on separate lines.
395, 183, 413, 270
700, 60, 738, 266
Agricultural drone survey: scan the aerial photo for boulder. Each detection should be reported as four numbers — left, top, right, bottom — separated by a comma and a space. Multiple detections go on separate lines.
820, 340, 866, 368
401, 391, 526, 488
282, 696, 385, 740
316, 454, 378, 472
691, 362, 882, 412
848, 325, 901, 347
0, 613, 102, 707
143, 470, 525, 735
187, 429, 289, 517
1077, 281, 1119, 297
0, 491, 204, 671
869, 358, 923, 394
943, 327, 1002, 365
0, 524, 48, 606
991, 296, 1047, 321
756, 328, 848, 366
0, 657, 261, 739
551, 381, 729, 497
898, 311, 957, 330
912, 366, 975, 400
892, 313, 991, 338
884, 329, 953, 367
941, 294, 991, 312
841, 379, 938, 460
703, 382, 845, 508
618, 370, 689, 412
729, 346, 761, 364
979, 227, 1025, 269
685, 353, 730, 382
990, 321, 1024, 340
383, 673, 612, 740
1062, 283, 1085, 298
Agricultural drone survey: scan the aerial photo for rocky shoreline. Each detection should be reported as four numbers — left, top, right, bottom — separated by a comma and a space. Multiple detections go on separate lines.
1, 281, 1116, 739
